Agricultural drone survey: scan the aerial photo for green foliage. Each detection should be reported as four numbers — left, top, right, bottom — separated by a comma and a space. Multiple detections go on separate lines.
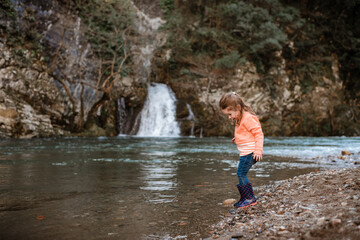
163, 0, 307, 73
22, 7, 43, 43
76, 0, 133, 75
163, 0, 360, 106
160, 0, 175, 18
0, 0, 44, 62
179, 68, 192, 75
0, 0, 17, 20
250, 22, 287, 53
215, 51, 246, 69
164, 11, 193, 57
295, 61, 334, 93
197, 27, 218, 38
276, 0, 360, 102
216, 1, 289, 68
307, 0, 360, 103
0, 0, 19, 45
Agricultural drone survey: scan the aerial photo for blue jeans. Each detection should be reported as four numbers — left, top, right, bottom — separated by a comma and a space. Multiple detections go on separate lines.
237, 153, 256, 186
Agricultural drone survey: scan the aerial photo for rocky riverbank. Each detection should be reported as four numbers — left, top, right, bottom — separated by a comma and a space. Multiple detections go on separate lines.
208, 166, 360, 240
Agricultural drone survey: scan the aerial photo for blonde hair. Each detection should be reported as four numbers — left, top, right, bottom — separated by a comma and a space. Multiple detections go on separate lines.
219, 92, 256, 123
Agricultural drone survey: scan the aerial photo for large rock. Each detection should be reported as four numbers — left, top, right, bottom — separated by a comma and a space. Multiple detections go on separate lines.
0, 46, 68, 138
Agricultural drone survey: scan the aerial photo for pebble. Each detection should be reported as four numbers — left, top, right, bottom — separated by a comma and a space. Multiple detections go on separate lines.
222, 199, 237, 206
316, 217, 326, 225
329, 218, 342, 227
277, 230, 290, 235
231, 233, 243, 238
342, 150, 351, 156
207, 167, 360, 240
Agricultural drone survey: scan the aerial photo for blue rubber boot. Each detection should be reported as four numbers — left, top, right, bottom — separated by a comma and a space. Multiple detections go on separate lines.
233, 184, 244, 208
236, 183, 257, 209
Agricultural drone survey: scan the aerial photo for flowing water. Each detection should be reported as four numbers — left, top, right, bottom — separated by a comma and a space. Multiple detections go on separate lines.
135, 83, 180, 137
0, 136, 359, 239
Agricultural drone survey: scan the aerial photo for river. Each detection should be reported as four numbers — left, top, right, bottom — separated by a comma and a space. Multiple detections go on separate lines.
0, 136, 359, 239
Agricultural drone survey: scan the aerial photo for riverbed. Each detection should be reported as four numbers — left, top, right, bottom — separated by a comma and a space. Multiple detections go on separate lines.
0, 137, 359, 239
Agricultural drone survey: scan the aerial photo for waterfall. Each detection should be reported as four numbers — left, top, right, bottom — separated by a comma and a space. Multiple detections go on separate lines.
186, 104, 196, 137
127, 3, 180, 137
136, 83, 180, 137
117, 98, 127, 135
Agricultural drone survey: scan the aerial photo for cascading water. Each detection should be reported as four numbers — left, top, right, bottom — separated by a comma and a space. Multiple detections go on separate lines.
186, 103, 196, 137
117, 98, 127, 135
126, 2, 180, 137
136, 83, 180, 137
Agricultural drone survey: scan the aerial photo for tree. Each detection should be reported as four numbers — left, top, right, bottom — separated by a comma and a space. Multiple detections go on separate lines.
47, 0, 133, 132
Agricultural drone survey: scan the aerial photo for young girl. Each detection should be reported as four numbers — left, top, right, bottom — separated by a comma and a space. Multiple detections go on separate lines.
219, 92, 264, 209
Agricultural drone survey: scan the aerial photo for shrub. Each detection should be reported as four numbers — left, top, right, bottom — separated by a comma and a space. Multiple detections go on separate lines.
76, 0, 133, 75
160, 0, 175, 18
215, 51, 246, 69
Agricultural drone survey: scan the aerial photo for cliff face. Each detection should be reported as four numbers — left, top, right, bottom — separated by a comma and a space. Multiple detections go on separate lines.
0, 0, 146, 138
153, 0, 360, 137
0, 46, 67, 138
155, 53, 353, 137
0, 0, 359, 138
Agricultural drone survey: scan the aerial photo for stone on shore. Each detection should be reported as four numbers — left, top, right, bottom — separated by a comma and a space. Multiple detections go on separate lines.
342, 150, 352, 156
208, 167, 360, 240
222, 199, 237, 207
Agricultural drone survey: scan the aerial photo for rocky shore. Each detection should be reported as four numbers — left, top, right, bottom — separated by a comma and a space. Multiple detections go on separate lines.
208, 167, 360, 240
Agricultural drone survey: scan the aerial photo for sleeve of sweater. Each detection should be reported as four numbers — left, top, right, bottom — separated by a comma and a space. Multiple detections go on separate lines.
243, 114, 264, 155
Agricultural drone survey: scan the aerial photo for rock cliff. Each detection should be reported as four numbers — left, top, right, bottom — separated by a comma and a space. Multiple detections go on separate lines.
154, 50, 356, 137
0, 0, 359, 138
0, 45, 67, 138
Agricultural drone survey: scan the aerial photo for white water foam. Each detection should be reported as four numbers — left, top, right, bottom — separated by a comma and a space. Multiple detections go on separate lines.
136, 83, 180, 137
264, 136, 360, 159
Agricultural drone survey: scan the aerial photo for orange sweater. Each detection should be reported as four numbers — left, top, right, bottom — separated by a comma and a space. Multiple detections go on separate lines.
234, 111, 264, 156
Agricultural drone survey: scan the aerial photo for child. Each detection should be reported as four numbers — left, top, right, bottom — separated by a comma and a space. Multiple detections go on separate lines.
219, 92, 264, 209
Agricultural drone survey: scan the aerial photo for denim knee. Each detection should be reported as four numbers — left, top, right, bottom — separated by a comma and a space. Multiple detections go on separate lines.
237, 174, 249, 185
236, 153, 255, 185
237, 167, 249, 177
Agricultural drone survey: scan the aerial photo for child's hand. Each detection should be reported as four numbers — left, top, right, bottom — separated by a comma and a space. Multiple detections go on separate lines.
253, 154, 262, 162
232, 137, 235, 144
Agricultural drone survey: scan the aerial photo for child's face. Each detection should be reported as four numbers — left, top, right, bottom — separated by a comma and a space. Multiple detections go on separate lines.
221, 107, 241, 121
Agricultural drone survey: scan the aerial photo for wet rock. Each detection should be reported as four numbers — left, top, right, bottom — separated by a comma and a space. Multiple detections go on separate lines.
342, 150, 352, 156
222, 199, 237, 207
